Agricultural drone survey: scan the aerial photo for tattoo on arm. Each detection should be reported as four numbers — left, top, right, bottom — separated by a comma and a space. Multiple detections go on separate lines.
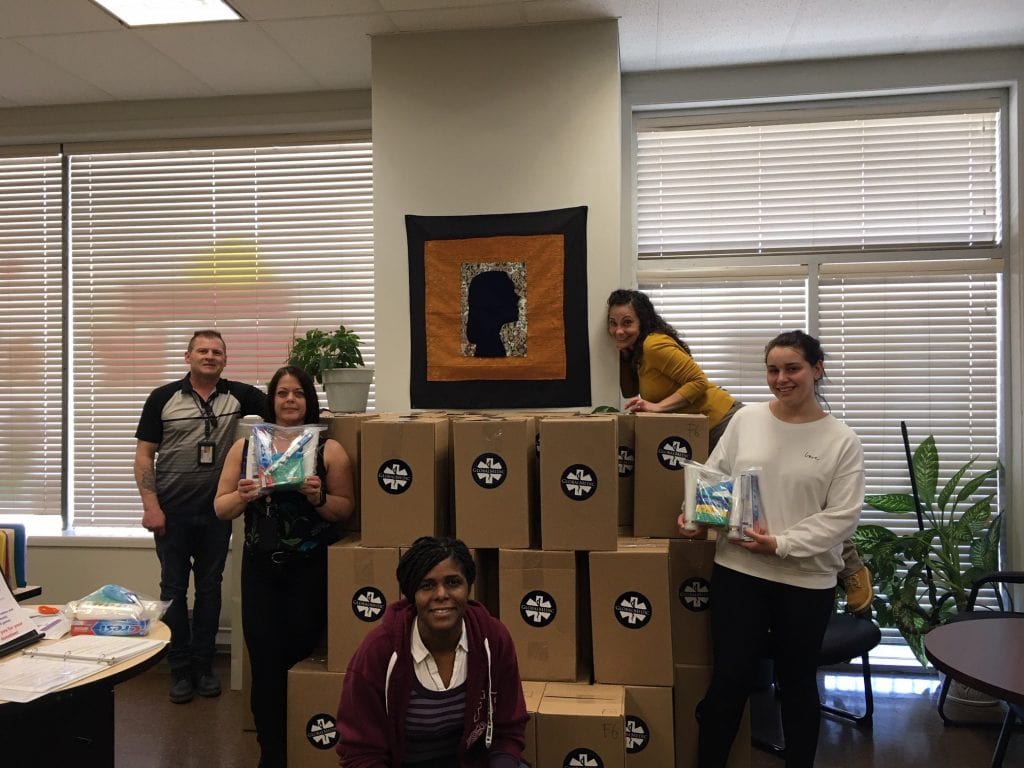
139, 468, 157, 493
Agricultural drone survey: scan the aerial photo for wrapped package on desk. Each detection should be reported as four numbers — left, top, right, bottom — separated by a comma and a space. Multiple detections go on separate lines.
66, 583, 169, 636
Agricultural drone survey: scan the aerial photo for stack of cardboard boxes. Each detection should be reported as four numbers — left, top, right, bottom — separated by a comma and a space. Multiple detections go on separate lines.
284, 410, 749, 768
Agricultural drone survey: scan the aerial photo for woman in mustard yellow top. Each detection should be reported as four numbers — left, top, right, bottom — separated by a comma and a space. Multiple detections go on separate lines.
607, 288, 742, 449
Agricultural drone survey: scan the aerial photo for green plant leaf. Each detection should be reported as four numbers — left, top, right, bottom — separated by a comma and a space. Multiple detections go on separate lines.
936, 458, 973, 512
863, 494, 916, 513
955, 467, 998, 504
958, 497, 993, 535
913, 435, 939, 506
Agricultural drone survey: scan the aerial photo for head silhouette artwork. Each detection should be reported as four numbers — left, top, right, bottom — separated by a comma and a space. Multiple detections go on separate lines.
465, 270, 520, 357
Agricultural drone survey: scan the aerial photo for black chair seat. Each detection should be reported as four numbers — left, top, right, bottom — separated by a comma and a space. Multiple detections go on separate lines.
819, 613, 883, 666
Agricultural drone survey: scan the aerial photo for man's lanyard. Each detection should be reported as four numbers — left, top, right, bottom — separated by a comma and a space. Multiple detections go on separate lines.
191, 391, 219, 439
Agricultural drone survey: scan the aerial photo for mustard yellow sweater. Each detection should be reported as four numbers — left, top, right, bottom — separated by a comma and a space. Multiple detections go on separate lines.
619, 332, 737, 429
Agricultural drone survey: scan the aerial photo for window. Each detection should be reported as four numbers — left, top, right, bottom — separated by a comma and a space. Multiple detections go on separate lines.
0, 151, 63, 518
0, 137, 374, 528
634, 95, 1005, 656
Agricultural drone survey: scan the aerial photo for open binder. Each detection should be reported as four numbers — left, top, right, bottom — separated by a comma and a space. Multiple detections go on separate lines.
21, 635, 165, 665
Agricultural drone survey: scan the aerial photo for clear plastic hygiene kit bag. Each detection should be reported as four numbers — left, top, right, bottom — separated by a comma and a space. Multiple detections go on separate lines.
681, 461, 767, 537
681, 460, 733, 531
244, 422, 325, 494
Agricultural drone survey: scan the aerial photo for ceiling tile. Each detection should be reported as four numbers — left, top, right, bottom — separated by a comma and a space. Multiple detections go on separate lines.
390, 3, 526, 32
137, 22, 322, 95
231, 0, 386, 21
0, 0, 121, 37
0, 39, 114, 106
18, 30, 218, 101
258, 15, 395, 90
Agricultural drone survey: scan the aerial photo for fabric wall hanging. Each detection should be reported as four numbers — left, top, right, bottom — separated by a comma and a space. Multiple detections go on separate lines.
406, 206, 591, 408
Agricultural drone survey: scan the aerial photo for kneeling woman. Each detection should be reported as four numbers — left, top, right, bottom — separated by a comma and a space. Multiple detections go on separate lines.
337, 536, 528, 768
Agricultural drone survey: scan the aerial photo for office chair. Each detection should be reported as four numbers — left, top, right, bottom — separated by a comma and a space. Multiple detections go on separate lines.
936, 570, 1024, 726
752, 611, 882, 757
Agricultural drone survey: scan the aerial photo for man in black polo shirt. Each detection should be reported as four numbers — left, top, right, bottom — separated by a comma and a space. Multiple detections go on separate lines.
134, 330, 267, 704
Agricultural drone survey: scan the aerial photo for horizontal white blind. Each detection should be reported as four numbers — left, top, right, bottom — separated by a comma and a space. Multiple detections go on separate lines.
819, 270, 1000, 537
69, 141, 374, 527
638, 278, 807, 404
636, 110, 1000, 257
0, 154, 63, 517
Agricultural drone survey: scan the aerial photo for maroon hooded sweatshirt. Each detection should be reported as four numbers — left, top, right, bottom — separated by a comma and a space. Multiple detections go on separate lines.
336, 599, 528, 768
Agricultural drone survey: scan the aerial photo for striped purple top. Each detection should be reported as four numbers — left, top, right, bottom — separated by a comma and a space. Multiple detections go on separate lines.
402, 678, 467, 765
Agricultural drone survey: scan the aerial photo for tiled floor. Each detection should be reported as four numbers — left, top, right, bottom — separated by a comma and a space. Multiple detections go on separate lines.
112, 656, 1022, 768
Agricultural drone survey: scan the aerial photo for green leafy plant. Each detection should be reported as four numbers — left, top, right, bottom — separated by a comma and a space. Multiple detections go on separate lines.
286, 324, 365, 384
853, 435, 1001, 665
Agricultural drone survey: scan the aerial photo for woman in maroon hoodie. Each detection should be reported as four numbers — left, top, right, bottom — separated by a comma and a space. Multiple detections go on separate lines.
336, 536, 528, 768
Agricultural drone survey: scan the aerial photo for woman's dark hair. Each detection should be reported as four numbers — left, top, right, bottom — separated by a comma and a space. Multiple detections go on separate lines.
396, 536, 476, 603
764, 330, 830, 410
265, 365, 321, 424
606, 289, 691, 366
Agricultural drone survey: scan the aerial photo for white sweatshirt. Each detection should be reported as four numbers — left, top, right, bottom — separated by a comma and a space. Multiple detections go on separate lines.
706, 401, 865, 590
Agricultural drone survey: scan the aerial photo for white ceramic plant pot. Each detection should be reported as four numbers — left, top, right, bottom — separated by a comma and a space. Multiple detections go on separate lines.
322, 367, 373, 412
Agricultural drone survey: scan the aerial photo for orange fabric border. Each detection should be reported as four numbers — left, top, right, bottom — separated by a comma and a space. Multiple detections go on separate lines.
424, 234, 566, 381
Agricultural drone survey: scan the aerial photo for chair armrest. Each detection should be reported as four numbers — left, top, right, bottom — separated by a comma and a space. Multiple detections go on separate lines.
967, 570, 1024, 611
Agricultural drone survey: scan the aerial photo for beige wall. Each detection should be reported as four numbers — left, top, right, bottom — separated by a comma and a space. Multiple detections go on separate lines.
371, 20, 623, 411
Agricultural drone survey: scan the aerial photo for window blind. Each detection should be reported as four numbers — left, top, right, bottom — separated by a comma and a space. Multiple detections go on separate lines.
636, 109, 1001, 258
0, 153, 63, 518
68, 140, 374, 527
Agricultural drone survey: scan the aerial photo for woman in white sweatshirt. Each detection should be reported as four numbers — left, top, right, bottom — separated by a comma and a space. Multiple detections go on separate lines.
679, 330, 865, 768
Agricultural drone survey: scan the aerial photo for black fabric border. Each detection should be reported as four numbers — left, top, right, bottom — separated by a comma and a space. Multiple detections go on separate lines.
406, 206, 591, 409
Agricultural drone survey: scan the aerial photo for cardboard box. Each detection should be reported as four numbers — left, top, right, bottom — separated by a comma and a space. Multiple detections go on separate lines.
327, 539, 401, 672
360, 414, 450, 547
668, 539, 716, 666
590, 538, 674, 686
673, 664, 750, 768
522, 680, 547, 768
537, 683, 625, 768
616, 413, 636, 528
539, 416, 618, 551
323, 413, 374, 534
633, 414, 709, 538
625, 685, 675, 768
452, 416, 537, 549
287, 657, 345, 768
499, 548, 585, 682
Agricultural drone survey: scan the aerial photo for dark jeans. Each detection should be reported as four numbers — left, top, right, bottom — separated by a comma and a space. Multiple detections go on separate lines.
697, 564, 835, 768
242, 547, 328, 768
154, 512, 232, 676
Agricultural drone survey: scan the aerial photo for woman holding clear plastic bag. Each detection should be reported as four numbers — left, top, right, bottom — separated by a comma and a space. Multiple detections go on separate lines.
215, 365, 354, 768
678, 331, 864, 768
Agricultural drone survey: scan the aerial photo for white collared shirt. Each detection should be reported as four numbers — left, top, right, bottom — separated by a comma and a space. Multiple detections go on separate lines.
410, 618, 469, 691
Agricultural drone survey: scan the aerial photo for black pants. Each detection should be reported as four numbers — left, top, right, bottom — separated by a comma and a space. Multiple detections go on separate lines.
697, 564, 835, 768
154, 512, 232, 675
242, 548, 328, 768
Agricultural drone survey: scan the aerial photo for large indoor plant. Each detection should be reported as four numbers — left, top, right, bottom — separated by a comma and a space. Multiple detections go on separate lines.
286, 324, 373, 412
852, 432, 1001, 665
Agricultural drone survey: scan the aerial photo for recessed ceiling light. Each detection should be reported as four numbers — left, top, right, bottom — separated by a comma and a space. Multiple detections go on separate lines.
91, 0, 241, 27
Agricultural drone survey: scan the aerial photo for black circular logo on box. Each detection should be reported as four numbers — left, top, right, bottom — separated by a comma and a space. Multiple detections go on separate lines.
472, 452, 507, 488
520, 590, 557, 627
563, 747, 604, 768
305, 714, 339, 750
614, 591, 653, 629
678, 576, 711, 612
625, 715, 650, 753
377, 459, 412, 494
561, 464, 597, 500
351, 586, 386, 622
617, 446, 635, 477
657, 436, 692, 470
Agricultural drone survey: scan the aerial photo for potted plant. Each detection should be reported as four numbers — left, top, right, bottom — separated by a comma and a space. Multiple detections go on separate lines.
852, 432, 1001, 665
286, 324, 373, 412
